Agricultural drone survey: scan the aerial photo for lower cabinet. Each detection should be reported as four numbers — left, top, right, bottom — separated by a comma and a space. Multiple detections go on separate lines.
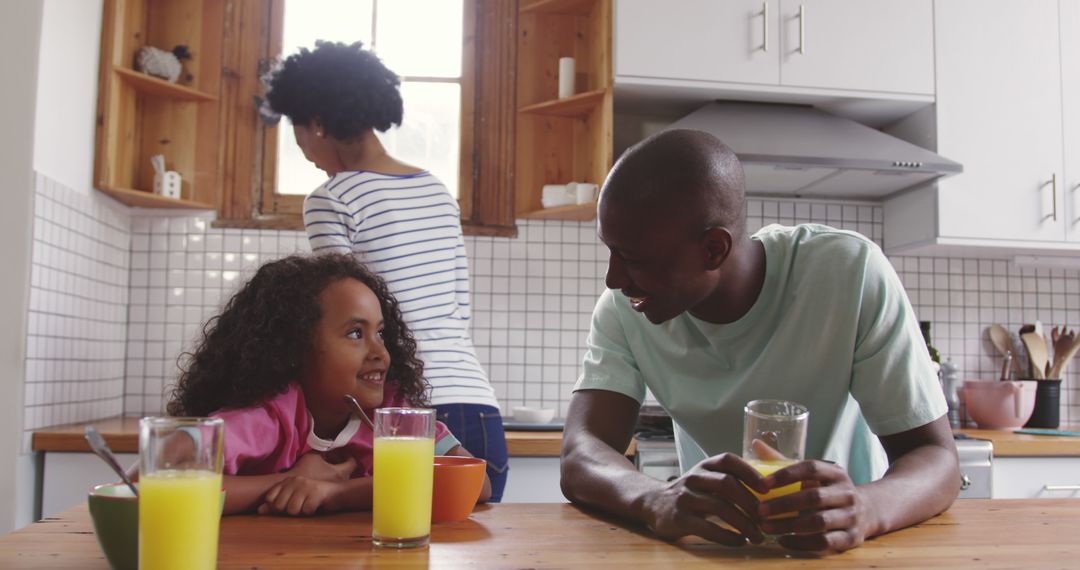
993, 457, 1080, 499
502, 457, 567, 504
42, 452, 139, 518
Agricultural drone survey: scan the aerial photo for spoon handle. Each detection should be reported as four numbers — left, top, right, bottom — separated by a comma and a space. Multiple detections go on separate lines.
84, 426, 139, 497
342, 394, 376, 431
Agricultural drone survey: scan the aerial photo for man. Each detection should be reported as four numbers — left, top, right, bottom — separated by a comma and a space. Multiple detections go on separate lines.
560, 129, 959, 554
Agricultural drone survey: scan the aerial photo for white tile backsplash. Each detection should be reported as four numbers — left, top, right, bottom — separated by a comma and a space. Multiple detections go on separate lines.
24, 175, 1079, 429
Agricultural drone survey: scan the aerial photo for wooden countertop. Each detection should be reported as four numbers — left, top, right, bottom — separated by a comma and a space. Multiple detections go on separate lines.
955, 425, 1080, 457
31, 417, 588, 457
3, 500, 1079, 568
34, 418, 1080, 458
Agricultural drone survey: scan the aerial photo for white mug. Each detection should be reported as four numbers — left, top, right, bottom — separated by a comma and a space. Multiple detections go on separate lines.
572, 182, 598, 204
154, 170, 182, 199
558, 57, 575, 98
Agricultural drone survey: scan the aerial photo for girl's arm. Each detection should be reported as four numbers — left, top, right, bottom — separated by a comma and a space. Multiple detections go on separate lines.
223, 453, 357, 514
445, 444, 492, 503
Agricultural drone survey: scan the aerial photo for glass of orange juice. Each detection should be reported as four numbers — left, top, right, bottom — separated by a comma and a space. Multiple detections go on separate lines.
139, 416, 224, 570
743, 399, 809, 503
373, 407, 436, 548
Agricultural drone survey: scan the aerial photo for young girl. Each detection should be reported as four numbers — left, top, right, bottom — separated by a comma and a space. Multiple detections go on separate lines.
264, 40, 510, 501
167, 253, 490, 515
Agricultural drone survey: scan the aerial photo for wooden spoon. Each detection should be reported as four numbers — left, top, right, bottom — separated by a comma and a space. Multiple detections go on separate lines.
989, 324, 1020, 375
1047, 333, 1080, 380
1021, 332, 1048, 379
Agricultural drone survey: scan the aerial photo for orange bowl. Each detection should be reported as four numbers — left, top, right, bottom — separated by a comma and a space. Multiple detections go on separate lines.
432, 456, 486, 522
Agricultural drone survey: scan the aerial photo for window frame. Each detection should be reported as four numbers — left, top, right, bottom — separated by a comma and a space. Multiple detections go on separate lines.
215, 0, 516, 236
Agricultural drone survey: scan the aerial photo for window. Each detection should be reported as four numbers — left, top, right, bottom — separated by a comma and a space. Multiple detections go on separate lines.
218, 0, 516, 235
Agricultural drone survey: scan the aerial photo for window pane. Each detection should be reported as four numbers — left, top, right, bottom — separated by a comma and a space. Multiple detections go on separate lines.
377, 82, 461, 198
375, 0, 462, 78
282, 0, 373, 53
276, 82, 461, 198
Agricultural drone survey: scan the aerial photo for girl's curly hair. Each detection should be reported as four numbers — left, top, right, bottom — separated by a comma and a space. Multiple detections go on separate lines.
265, 40, 403, 137
167, 254, 427, 417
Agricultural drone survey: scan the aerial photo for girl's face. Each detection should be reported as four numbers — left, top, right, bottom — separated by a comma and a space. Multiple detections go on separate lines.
293, 121, 341, 175
300, 278, 391, 417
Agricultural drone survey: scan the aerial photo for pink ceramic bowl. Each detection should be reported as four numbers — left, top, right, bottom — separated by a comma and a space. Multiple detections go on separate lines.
962, 380, 1036, 429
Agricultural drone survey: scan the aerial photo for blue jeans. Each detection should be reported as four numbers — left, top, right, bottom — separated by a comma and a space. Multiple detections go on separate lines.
435, 404, 509, 502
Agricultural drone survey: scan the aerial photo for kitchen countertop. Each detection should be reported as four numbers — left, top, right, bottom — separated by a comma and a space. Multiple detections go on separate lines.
955, 425, 1080, 457
34, 418, 1080, 458
3, 500, 1079, 568
31, 417, 603, 458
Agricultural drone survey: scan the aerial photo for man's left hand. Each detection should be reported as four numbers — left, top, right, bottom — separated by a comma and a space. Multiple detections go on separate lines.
755, 460, 879, 554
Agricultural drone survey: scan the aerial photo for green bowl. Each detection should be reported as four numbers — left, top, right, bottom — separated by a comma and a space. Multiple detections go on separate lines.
88, 483, 138, 570
88, 483, 227, 570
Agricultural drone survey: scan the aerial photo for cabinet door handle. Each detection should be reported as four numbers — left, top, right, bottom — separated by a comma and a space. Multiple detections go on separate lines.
762, 2, 769, 52
798, 4, 806, 54
1051, 173, 1058, 221
1044, 484, 1080, 491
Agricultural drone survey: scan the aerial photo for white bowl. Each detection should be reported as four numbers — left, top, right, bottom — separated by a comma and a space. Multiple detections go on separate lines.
512, 406, 555, 424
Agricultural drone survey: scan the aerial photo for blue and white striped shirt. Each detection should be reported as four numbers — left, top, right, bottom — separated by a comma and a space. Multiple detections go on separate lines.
304, 170, 499, 408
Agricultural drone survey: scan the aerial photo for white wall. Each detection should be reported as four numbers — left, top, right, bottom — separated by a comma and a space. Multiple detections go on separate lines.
0, 0, 43, 533
33, 0, 103, 194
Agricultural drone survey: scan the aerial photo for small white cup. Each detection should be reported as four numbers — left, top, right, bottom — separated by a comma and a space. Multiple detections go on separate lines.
154, 171, 182, 199
558, 57, 575, 98
572, 182, 598, 204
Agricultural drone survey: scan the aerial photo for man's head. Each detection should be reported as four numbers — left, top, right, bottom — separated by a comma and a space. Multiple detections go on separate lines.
597, 129, 747, 324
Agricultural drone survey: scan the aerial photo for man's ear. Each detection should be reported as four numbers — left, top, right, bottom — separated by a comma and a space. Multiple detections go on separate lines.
701, 227, 733, 270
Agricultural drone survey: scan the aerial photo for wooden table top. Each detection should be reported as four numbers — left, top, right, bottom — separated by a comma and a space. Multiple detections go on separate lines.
30, 417, 633, 458
2, 500, 1079, 568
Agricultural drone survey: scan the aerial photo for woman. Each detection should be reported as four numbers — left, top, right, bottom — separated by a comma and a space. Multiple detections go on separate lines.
265, 41, 508, 501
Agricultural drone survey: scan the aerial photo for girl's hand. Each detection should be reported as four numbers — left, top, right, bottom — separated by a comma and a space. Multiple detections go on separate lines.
257, 476, 344, 516
289, 453, 356, 482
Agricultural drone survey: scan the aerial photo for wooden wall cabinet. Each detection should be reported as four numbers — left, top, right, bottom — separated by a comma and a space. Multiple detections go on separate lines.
94, 0, 222, 210
515, 0, 613, 221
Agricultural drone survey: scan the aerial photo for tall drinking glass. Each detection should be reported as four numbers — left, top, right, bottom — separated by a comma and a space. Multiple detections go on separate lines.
139, 417, 224, 570
372, 408, 436, 548
743, 399, 808, 501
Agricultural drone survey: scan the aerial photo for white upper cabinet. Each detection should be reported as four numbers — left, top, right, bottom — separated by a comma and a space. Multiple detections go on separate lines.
778, 0, 934, 95
615, 0, 934, 97
885, 0, 1078, 254
1063, 0, 1080, 243
934, 0, 1065, 243
615, 0, 780, 85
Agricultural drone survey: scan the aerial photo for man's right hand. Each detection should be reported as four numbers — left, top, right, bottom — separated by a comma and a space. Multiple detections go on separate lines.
640, 453, 770, 546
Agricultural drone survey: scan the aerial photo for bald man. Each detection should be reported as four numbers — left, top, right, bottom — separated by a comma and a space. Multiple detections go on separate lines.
560, 129, 959, 554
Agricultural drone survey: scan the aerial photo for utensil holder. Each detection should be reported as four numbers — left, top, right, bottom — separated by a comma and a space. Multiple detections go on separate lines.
1024, 378, 1061, 428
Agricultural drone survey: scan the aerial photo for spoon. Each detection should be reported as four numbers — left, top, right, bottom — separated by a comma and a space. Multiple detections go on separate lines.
988, 324, 1019, 375
84, 426, 139, 497
342, 394, 376, 431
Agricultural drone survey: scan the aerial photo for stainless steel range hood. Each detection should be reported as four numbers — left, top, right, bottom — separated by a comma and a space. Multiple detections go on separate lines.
666, 101, 962, 199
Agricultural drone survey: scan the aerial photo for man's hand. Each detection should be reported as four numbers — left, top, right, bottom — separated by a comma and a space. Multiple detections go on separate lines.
288, 453, 356, 482
756, 460, 877, 554
641, 453, 770, 546
257, 476, 345, 516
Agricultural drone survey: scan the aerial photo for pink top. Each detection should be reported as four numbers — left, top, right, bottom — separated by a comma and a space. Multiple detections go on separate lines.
211, 383, 457, 477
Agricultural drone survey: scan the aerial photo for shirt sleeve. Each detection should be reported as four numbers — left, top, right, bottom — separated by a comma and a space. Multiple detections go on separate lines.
212, 405, 287, 476
849, 244, 948, 436
304, 183, 355, 255
573, 289, 648, 403
434, 420, 461, 455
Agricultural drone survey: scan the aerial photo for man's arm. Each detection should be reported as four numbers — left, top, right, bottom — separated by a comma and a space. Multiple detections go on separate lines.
759, 414, 959, 552
561, 389, 768, 546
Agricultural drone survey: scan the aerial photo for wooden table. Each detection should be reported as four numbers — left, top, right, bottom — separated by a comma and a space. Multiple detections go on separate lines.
2, 500, 1078, 568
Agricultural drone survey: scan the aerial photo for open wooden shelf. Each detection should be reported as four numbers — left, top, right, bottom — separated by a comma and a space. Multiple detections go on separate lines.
98, 185, 215, 210
518, 201, 597, 221
521, 0, 595, 15
519, 88, 607, 118
114, 67, 216, 102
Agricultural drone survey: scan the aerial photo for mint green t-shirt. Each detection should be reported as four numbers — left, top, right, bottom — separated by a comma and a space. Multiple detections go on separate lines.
574, 224, 947, 484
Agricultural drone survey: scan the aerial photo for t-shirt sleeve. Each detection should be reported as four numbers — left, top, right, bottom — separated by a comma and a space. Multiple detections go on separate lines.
303, 184, 354, 255
573, 289, 648, 403
213, 406, 286, 476
434, 420, 461, 456
849, 245, 948, 436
